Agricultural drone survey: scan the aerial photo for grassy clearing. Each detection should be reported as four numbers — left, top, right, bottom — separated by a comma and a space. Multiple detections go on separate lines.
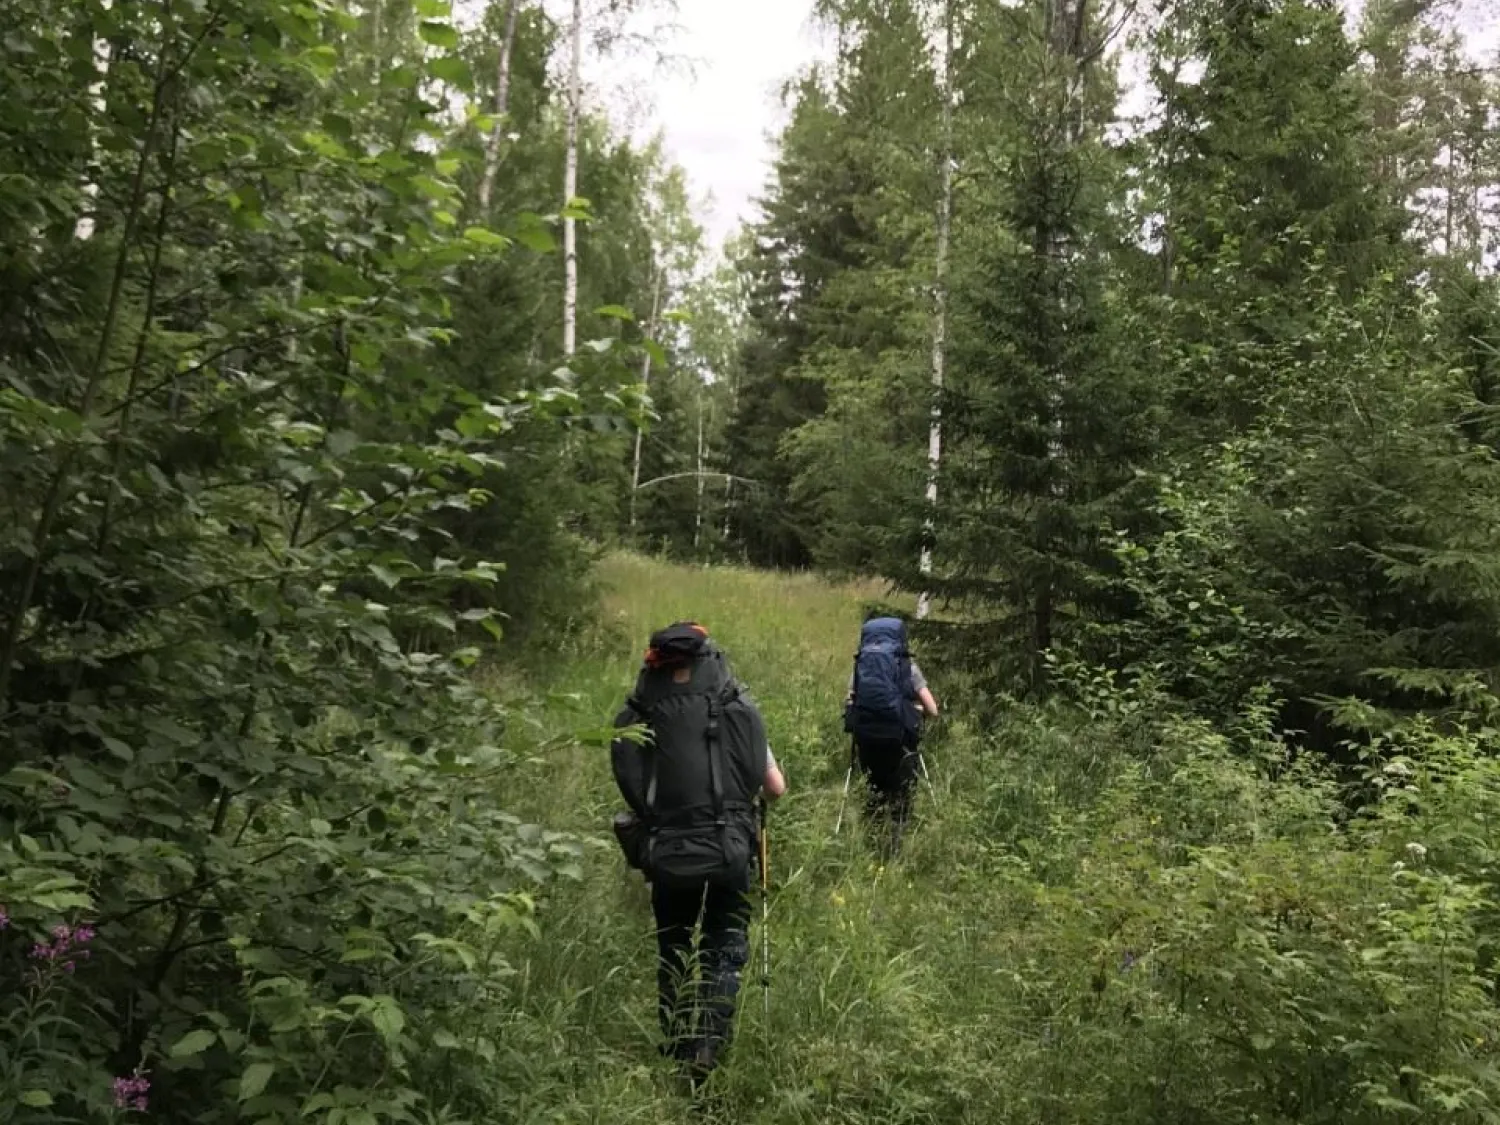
483, 553, 998, 1124
477, 553, 1500, 1125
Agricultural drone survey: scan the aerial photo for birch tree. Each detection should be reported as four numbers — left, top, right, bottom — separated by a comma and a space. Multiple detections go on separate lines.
627, 159, 701, 535
476, 0, 522, 212
562, 0, 582, 356
75, 2, 112, 241
917, 0, 955, 620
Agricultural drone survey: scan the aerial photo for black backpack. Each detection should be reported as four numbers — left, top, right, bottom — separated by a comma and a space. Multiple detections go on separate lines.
843, 616, 920, 744
610, 624, 765, 888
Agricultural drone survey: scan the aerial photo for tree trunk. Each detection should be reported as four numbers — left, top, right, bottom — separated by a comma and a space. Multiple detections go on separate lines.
1160, 51, 1182, 296
477, 0, 521, 213
722, 372, 738, 544
917, 0, 954, 622
1445, 139, 1455, 258
75, 6, 113, 241
629, 264, 664, 534
562, 0, 582, 358
694, 388, 706, 554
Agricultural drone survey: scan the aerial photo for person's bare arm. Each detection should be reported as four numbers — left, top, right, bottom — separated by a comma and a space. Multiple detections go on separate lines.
917, 686, 939, 718
762, 738, 787, 800
764, 758, 787, 800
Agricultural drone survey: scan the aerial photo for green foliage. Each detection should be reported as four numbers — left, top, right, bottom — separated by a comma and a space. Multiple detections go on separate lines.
0, 0, 680, 1119
723, 71, 862, 568
437, 552, 1500, 1125
722, 0, 1500, 745
780, 0, 943, 577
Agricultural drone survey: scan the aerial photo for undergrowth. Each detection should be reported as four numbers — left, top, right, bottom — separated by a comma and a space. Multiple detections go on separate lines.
476, 553, 1500, 1125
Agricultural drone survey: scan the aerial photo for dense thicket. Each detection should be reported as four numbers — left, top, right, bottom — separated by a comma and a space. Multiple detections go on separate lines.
0, 0, 713, 1116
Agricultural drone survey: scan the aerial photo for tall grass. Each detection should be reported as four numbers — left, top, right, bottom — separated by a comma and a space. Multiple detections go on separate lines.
475, 552, 1500, 1125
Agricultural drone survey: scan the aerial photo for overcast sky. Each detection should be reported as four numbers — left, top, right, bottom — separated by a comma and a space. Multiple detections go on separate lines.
582, 0, 1498, 256
578, 0, 831, 251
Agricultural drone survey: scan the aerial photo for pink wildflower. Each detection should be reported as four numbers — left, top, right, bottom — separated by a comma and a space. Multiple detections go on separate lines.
112, 1073, 150, 1111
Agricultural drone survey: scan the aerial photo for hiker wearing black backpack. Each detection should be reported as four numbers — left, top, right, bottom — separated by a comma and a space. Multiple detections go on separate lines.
843, 615, 939, 856
608, 622, 786, 1084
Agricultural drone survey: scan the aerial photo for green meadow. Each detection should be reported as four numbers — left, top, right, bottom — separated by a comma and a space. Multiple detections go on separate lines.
479, 553, 1500, 1125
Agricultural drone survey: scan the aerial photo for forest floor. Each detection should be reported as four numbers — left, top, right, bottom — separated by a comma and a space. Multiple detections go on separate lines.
484, 553, 1020, 1125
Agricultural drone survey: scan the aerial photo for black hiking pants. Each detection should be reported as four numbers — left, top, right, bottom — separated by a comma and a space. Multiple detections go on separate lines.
856, 734, 920, 838
652, 868, 751, 1064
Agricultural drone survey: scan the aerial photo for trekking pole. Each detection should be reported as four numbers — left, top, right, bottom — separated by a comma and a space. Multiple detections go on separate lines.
757, 800, 770, 1024
919, 713, 940, 805
834, 738, 855, 835
919, 753, 939, 804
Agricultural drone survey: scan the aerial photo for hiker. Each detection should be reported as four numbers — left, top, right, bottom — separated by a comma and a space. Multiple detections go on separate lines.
609, 621, 786, 1082
843, 614, 938, 855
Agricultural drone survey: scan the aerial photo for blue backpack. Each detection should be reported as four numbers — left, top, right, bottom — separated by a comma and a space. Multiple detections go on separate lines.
843, 617, 920, 744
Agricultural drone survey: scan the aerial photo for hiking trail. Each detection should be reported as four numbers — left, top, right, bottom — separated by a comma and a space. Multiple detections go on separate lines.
493, 553, 996, 1124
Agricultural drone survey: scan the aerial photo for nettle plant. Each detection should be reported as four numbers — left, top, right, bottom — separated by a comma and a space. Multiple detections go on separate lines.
0, 0, 648, 1120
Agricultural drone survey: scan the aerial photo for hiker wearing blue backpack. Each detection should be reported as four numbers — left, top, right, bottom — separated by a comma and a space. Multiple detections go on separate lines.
842, 615, 939, 855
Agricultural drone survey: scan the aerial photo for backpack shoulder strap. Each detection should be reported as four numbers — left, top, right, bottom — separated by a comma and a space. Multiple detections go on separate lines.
620, 680, 660, 818
704, 693, 731, 854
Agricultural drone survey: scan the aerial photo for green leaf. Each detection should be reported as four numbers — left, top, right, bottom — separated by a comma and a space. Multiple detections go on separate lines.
595, 305, 634, 321
102, 737, 134, 762
19, 1091, 53, 1108
351, 340, 381, 369
170, 1028, 218, 1058
454, 409, 490, 439
300, 130, 348, 160
417, 20, 459, 49
514, 214, 557, 252
414, 0, 450, 14
463, 226, 509, 249
382, 64, 420, 90
369, 563, 401, 589
369, 995, 405, 1044
302, 1093, 337, 1115
432, 1029, 461, 1049
411, 175, 451, 201
239, 1062, 275, 1101
429, 55, 472, 88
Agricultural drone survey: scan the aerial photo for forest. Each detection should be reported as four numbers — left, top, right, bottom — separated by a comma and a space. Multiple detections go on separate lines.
3, 0, 1500, 1121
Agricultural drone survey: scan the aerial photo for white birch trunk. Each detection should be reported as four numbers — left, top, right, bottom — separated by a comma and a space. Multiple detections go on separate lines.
477, 0, 521, 213
562, 0, 582, 358
629, 263, 664, 533
722, 373, 738, 543
75, 7, 113, 242
694, 387, 706, 554
917, 0, 954, 621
